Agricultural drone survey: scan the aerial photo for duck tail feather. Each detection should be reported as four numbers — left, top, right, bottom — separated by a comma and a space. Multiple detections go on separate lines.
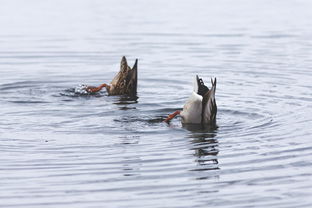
120, 56, 128, 72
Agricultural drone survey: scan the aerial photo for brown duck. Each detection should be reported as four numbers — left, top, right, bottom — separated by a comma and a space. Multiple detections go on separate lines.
85, 56, 138, 95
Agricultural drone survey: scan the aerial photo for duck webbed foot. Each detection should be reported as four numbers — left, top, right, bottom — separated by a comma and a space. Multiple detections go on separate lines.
86, 83, 108, 93
164, 110, 181, 123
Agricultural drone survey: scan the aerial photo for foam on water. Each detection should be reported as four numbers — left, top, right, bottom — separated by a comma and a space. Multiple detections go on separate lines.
74, 84, 90, 95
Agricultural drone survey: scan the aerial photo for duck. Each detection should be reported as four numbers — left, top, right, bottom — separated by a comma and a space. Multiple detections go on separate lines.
82, 56, 138, 96
164, 75, 217, 127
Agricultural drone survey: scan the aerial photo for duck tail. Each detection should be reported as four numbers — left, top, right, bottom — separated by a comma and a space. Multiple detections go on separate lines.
196, 75, 209, 96
120, 56, 128, 72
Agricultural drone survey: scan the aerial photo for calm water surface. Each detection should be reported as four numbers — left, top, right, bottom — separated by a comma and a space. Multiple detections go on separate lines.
1, 0, 312, 207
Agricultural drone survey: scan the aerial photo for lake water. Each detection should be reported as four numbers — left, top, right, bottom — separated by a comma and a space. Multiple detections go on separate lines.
1, 0, 312, 207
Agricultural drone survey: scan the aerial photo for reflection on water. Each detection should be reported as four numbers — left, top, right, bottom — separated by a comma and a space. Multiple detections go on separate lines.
114, 95, 139, 105
121, 141, 142, 177
188, 127, 219, 173
182, 123, 218, 132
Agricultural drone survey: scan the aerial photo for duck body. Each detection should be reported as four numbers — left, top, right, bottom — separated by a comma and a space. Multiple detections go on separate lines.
180, 92, 203, 124
165, 75, 217, 127
108, 56, 138, 96
79, 56, 138, 96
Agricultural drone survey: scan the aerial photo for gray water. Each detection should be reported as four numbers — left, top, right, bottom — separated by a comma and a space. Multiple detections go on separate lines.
1, 0, 312, 207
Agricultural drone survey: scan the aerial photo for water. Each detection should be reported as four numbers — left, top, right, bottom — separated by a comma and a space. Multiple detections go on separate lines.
1, 0, 312, 207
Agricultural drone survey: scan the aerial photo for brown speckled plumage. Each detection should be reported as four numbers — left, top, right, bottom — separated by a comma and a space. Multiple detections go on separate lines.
107, 56, 138, 96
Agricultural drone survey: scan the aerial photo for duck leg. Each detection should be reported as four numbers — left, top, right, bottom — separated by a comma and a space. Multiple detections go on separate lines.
164, 110, 181, 123
86, 83, 108, 93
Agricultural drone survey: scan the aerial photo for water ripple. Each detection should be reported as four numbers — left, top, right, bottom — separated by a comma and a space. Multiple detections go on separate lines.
1, 0, 312, 207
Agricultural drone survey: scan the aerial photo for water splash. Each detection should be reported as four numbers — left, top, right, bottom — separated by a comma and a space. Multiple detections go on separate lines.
74, 84, 90, 95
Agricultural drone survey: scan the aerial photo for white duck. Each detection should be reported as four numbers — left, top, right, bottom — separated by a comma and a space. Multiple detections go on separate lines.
164, 75, 217, 126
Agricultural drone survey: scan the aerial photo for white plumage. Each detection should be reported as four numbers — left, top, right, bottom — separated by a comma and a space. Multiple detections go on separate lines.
180, 92, 203, 124
165, 75, 217, 126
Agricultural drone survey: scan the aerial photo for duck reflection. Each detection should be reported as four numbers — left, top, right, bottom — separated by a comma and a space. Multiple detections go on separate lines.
113, 95, 138, 110
120, 135, 142, 177
185, 124, 219, 179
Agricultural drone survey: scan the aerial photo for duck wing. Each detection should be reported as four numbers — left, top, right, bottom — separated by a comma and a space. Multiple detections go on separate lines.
125, 59, 137, 95
202, 78, 217, 125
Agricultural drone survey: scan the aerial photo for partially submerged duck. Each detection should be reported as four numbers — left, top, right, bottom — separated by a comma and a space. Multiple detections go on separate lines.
164, 75, 217, 127
82, 56, 138, 96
